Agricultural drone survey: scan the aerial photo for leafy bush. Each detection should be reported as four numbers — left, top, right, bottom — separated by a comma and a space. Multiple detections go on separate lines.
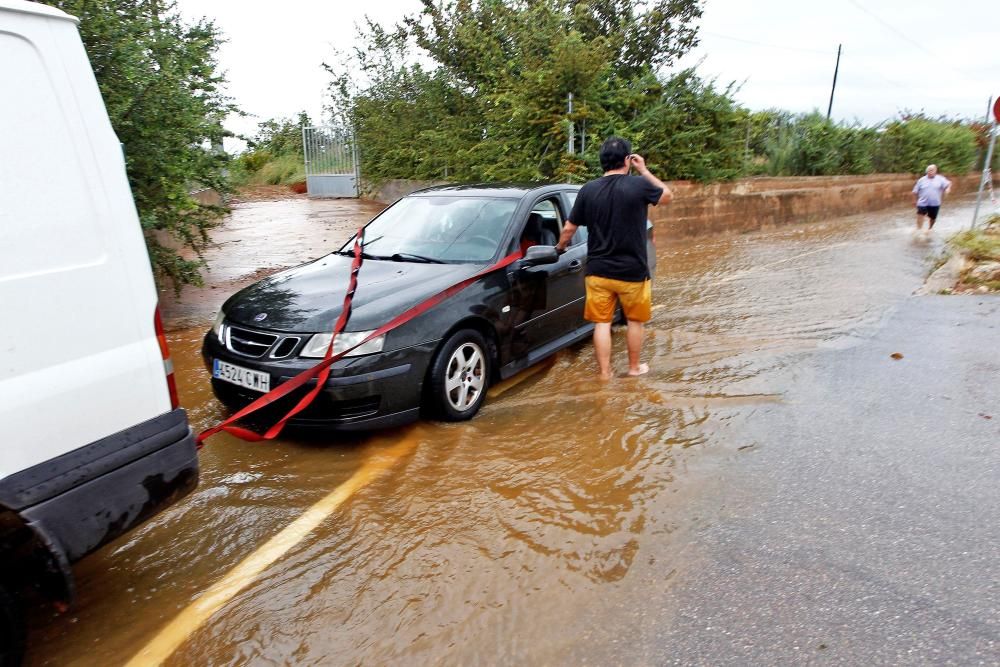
873, 116, 978, 174
231, 112, 311, 187
247, 113, 310, 158
46, 0, 235, 291
237, 149, 274, 174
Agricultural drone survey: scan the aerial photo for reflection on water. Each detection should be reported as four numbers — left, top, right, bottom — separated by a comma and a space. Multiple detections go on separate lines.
25, 202, 972, 665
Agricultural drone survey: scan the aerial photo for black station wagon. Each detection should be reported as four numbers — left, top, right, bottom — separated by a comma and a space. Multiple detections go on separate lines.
203, 184, 655, 430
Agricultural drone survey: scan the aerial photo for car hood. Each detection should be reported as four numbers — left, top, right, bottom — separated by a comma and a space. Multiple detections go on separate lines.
222, 254, 486, 333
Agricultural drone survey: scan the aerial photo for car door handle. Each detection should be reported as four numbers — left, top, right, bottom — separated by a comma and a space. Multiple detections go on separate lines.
567, 259, 583, 273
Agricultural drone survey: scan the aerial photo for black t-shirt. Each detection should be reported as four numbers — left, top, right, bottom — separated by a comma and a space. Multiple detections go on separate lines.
568, 174, 662, 282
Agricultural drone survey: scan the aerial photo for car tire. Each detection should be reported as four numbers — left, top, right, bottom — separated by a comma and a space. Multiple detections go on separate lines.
0, 583, 24, 667
426, 329, 490, 421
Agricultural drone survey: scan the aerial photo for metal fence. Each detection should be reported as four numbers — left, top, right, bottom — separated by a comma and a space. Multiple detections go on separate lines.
302, 126, 359, 197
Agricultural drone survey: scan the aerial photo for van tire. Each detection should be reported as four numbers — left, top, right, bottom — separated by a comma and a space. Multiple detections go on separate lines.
426, 329, 490, 421
0, 584, 25, 667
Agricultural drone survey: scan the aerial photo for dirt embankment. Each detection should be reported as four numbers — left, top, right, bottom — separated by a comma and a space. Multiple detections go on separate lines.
922, 217, 1000, 295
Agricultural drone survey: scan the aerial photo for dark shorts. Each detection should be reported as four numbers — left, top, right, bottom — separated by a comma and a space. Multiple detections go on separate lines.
917, 205, 940, 220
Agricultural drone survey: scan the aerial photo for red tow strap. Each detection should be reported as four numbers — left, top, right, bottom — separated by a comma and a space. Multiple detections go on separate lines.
197, 228, 522, 447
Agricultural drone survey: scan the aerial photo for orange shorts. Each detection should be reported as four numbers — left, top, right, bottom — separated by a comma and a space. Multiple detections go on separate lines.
584, 276, 652, 323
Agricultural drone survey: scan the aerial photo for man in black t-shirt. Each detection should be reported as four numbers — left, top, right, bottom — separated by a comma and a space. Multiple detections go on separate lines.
556, 136, 672, 380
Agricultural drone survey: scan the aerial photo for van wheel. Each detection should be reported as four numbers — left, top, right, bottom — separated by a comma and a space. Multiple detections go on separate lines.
0, 584, 25, 667
427, 329, 490, 421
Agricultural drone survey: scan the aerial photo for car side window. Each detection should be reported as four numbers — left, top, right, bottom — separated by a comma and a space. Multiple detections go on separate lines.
564, 192, 588, 246
519, 197, 563, 250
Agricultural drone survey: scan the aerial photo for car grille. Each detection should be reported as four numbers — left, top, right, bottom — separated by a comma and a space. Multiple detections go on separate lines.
226, 324, 279, 358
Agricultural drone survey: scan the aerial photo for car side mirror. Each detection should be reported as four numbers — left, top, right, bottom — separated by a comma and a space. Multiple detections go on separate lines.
521, 245, 559, 267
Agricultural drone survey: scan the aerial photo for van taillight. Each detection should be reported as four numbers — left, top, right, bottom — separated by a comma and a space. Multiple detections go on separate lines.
154, 306, 180, 409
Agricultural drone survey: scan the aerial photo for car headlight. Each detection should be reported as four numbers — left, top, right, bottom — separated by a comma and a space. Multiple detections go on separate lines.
212, 310, 226, 342
300, 331, 385, 358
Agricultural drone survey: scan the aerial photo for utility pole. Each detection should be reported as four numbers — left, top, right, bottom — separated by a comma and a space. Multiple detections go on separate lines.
826, 44, 842, 121
567, 93, 575, 154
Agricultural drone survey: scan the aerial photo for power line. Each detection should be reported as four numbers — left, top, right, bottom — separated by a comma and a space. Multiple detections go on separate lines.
845, 0, 982, 82
846, 0, 928, 55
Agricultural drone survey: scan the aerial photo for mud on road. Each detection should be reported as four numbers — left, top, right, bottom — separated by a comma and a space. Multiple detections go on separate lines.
27, 194, 997, 665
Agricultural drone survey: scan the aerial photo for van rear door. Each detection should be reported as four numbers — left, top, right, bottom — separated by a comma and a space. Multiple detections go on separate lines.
0, 5, 171, 478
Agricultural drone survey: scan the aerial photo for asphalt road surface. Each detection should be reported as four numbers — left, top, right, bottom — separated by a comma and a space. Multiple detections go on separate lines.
26, 194, 999, 665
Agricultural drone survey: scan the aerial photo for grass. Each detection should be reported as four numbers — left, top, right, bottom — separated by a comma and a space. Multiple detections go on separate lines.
949, 228, 1000, 263
946, 215, 1000, 291
230, 153, 306, 187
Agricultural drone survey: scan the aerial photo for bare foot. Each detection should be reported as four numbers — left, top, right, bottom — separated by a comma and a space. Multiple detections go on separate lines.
599, 371, 614, 382
627, 363, 649, 377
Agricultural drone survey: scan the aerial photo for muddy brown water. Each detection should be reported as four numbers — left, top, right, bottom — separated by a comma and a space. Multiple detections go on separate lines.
25, 197, 978, 665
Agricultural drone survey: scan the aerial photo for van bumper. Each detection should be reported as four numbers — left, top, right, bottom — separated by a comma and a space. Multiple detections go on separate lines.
0, 408, 198, 565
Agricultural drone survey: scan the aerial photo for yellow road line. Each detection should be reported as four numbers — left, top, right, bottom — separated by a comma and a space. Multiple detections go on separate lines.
126, 435, 417, 666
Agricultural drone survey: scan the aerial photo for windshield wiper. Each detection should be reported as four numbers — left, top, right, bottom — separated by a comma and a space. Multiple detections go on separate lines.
390, 252, 445, 264
331, 250, 392, 260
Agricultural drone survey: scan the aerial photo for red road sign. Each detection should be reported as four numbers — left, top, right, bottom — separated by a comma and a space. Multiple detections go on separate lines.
994, 96, 1000, 123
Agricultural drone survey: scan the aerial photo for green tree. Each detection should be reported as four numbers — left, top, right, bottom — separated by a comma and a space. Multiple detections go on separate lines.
247, 111, 312, 158
328, 0, 706, 184
45, 0, 235, 290
233, 112, 312, 185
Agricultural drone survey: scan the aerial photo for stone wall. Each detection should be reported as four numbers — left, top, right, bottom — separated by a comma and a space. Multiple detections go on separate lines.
648, 173, 989, 237
367, 179, 447, 204
368, 173, 996, 237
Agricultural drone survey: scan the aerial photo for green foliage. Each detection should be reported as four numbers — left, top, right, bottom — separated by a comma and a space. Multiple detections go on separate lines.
45, 0, 235, 291
761, 111, 877, 176
331, 1, 986, 185
231, 112, 311, 186
950, 228, 1000, 263
246, 112, 311, 158
254, 154, 307, 185
873, 116, 978, 175
741, 110, 975, 178
621, 70, 747, 181
328, 0, 705, 184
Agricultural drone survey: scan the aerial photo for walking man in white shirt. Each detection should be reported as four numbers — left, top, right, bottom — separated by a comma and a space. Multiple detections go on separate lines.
912, 164, 952, 233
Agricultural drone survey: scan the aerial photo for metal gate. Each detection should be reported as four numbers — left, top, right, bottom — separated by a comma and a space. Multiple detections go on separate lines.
302, 126, 359, 197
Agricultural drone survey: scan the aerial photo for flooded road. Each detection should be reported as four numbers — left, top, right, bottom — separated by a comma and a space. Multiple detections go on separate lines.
26, 196, 984, 665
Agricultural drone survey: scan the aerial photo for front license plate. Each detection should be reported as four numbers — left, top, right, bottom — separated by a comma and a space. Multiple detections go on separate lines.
213, 359, 271, 393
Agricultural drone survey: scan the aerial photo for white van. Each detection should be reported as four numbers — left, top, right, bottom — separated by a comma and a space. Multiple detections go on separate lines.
0, 1, 198, 661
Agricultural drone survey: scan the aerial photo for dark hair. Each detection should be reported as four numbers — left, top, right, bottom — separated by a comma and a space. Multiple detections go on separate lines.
599, 136, 632, 171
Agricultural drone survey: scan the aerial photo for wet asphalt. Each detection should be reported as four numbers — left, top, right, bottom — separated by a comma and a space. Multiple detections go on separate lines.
573, 296, 1000, 665
25, 193, 1000, 665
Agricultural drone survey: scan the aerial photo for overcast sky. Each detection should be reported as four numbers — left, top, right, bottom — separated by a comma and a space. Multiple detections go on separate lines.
175, 0, 998, 149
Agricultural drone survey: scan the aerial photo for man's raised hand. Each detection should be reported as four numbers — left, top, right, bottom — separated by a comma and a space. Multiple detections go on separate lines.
628, 153, 648, 174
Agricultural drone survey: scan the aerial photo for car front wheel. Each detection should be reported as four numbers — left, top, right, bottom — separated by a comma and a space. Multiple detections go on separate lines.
427, 329, 490, 421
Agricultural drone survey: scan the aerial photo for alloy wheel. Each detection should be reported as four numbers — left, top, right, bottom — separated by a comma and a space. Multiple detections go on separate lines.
443, 342, 485, 412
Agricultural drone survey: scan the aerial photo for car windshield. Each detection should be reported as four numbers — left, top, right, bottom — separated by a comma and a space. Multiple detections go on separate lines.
342, 196, 519, 263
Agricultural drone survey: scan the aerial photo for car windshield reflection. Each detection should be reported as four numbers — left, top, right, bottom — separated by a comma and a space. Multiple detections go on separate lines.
340, 196, 519, 263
